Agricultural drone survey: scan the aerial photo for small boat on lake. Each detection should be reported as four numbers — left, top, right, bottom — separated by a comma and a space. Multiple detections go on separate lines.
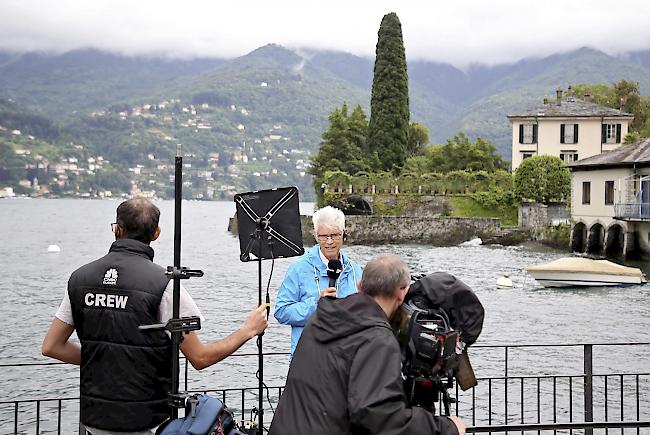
527, 257, 646, 288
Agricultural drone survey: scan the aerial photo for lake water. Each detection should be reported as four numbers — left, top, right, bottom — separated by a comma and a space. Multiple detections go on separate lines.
1, 198, 649, 433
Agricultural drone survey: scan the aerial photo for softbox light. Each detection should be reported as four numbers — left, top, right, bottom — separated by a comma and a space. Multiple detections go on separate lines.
234, 186, 304, 261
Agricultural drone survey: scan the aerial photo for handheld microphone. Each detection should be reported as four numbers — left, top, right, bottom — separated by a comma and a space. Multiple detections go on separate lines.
327, 259, 343, 288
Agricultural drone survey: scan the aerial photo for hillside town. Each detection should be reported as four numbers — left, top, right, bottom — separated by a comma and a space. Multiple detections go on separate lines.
0, 95, 313, 199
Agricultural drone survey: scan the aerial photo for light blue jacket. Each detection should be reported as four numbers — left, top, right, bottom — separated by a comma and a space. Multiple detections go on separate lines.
274, 244, 362, 354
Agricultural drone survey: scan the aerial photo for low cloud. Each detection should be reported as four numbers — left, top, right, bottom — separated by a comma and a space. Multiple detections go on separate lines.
0, 0, 649, 67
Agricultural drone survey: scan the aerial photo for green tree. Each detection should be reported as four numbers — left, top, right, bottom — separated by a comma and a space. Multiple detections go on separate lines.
514, 155, 570, 203
80, 167, 132, 194
309, 103, 371, 200
640, 115, 650, 138
347, 105, 373, 167
219, 151, 233, 168
424, 133, 508, 173
615, 80, 641, 123
633, 98, 650, 138
368, 12, 410, 173
571, 83, 618, 107
0, 143, 25, 183
402, 155, 430, 175
407, 122, 429, 157
573, 80, 650, 137
624, 131, 641, 144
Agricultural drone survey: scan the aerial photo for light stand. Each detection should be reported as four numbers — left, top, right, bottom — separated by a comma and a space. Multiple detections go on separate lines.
139, 144, 203, 418
234, 187, 304, 434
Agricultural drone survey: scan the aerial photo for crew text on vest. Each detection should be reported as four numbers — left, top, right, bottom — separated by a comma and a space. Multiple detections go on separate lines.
84, 292, 129, 309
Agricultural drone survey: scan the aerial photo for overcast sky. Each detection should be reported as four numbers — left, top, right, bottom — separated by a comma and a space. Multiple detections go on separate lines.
1, 0, 649, 67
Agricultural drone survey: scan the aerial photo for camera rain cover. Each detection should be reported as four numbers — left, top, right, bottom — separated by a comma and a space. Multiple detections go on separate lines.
406, 272, 484, 346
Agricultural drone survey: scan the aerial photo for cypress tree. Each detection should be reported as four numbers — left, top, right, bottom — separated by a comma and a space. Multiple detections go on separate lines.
309, 103, 371, 201
368, 12, 410, 173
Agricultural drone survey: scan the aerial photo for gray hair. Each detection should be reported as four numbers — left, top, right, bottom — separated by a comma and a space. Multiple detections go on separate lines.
312, 206, 345, 234
360, 254, 411, 298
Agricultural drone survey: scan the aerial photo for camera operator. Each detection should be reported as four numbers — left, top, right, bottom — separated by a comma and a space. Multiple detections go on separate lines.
268, 254, 466, 435
42, 198, 267, 435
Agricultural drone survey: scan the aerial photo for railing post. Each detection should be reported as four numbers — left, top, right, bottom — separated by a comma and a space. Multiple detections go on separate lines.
504, 346, 509, 429
184, 358, 189, 392
36, 401, 40, 434
584, 344, 593, 435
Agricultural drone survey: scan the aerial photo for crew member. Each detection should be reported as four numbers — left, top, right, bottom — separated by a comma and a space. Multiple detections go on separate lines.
42, 198, 268, 435
268, 254, 466, 435
274, 205, 362, 355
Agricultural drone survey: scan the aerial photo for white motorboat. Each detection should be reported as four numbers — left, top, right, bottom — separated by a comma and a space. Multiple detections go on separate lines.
527, 257, 646, 288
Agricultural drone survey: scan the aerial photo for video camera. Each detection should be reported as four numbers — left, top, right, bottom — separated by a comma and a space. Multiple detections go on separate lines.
391, 272, 484, 414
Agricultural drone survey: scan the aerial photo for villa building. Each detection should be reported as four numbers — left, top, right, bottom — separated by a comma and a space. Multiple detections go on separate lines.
508, 89, 634, 171
567, 138, 650, 258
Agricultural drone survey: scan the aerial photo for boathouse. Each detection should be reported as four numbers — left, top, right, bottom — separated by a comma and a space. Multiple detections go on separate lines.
568, 137, 650, 258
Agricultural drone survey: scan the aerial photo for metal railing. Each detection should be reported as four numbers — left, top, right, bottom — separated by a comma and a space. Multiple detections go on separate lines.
466, 421, 650, 433
614, 203, 650, 220
454, 342, 650, 434
2, 343, 649, 434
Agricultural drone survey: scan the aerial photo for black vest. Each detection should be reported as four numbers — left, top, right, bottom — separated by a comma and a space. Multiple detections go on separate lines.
68, 239, 172, 432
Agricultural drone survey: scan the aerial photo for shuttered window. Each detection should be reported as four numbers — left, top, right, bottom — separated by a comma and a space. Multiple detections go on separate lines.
582, 182, 591, 205
605, 181, 614, 205
560, 153, 579, 163
519, 123, 537, 144
560, 124, 578, 144
602, 123, 622, 144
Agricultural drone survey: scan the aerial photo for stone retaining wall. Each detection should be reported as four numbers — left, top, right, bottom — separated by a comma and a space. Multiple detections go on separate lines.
519, 202, 569, 228
344, 215, 501, 245
254, 215, 501, 247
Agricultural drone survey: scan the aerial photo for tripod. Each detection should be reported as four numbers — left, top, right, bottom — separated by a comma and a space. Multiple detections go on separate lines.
234, 187, 304, 434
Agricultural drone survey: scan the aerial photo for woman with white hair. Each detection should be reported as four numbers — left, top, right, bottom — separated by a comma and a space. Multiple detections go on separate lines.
274, 206, 362, 355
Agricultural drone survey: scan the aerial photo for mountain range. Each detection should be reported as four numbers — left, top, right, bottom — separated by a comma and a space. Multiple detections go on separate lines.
1, 44, 649, 198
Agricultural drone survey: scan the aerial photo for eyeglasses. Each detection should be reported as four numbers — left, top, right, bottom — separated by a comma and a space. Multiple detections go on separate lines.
316, 232, 343, 242
110, 222, 119, 233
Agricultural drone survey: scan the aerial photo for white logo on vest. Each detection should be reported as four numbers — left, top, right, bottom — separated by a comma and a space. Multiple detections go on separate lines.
102, 268, 118, 285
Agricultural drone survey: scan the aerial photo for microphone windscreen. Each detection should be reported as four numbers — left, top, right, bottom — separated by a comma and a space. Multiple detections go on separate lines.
327, 259, 343, 280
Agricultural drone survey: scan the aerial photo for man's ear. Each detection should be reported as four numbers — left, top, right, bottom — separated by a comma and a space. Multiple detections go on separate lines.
152, 226, 161, 241
357, 280, 362, 292
397, 286, 408, 305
